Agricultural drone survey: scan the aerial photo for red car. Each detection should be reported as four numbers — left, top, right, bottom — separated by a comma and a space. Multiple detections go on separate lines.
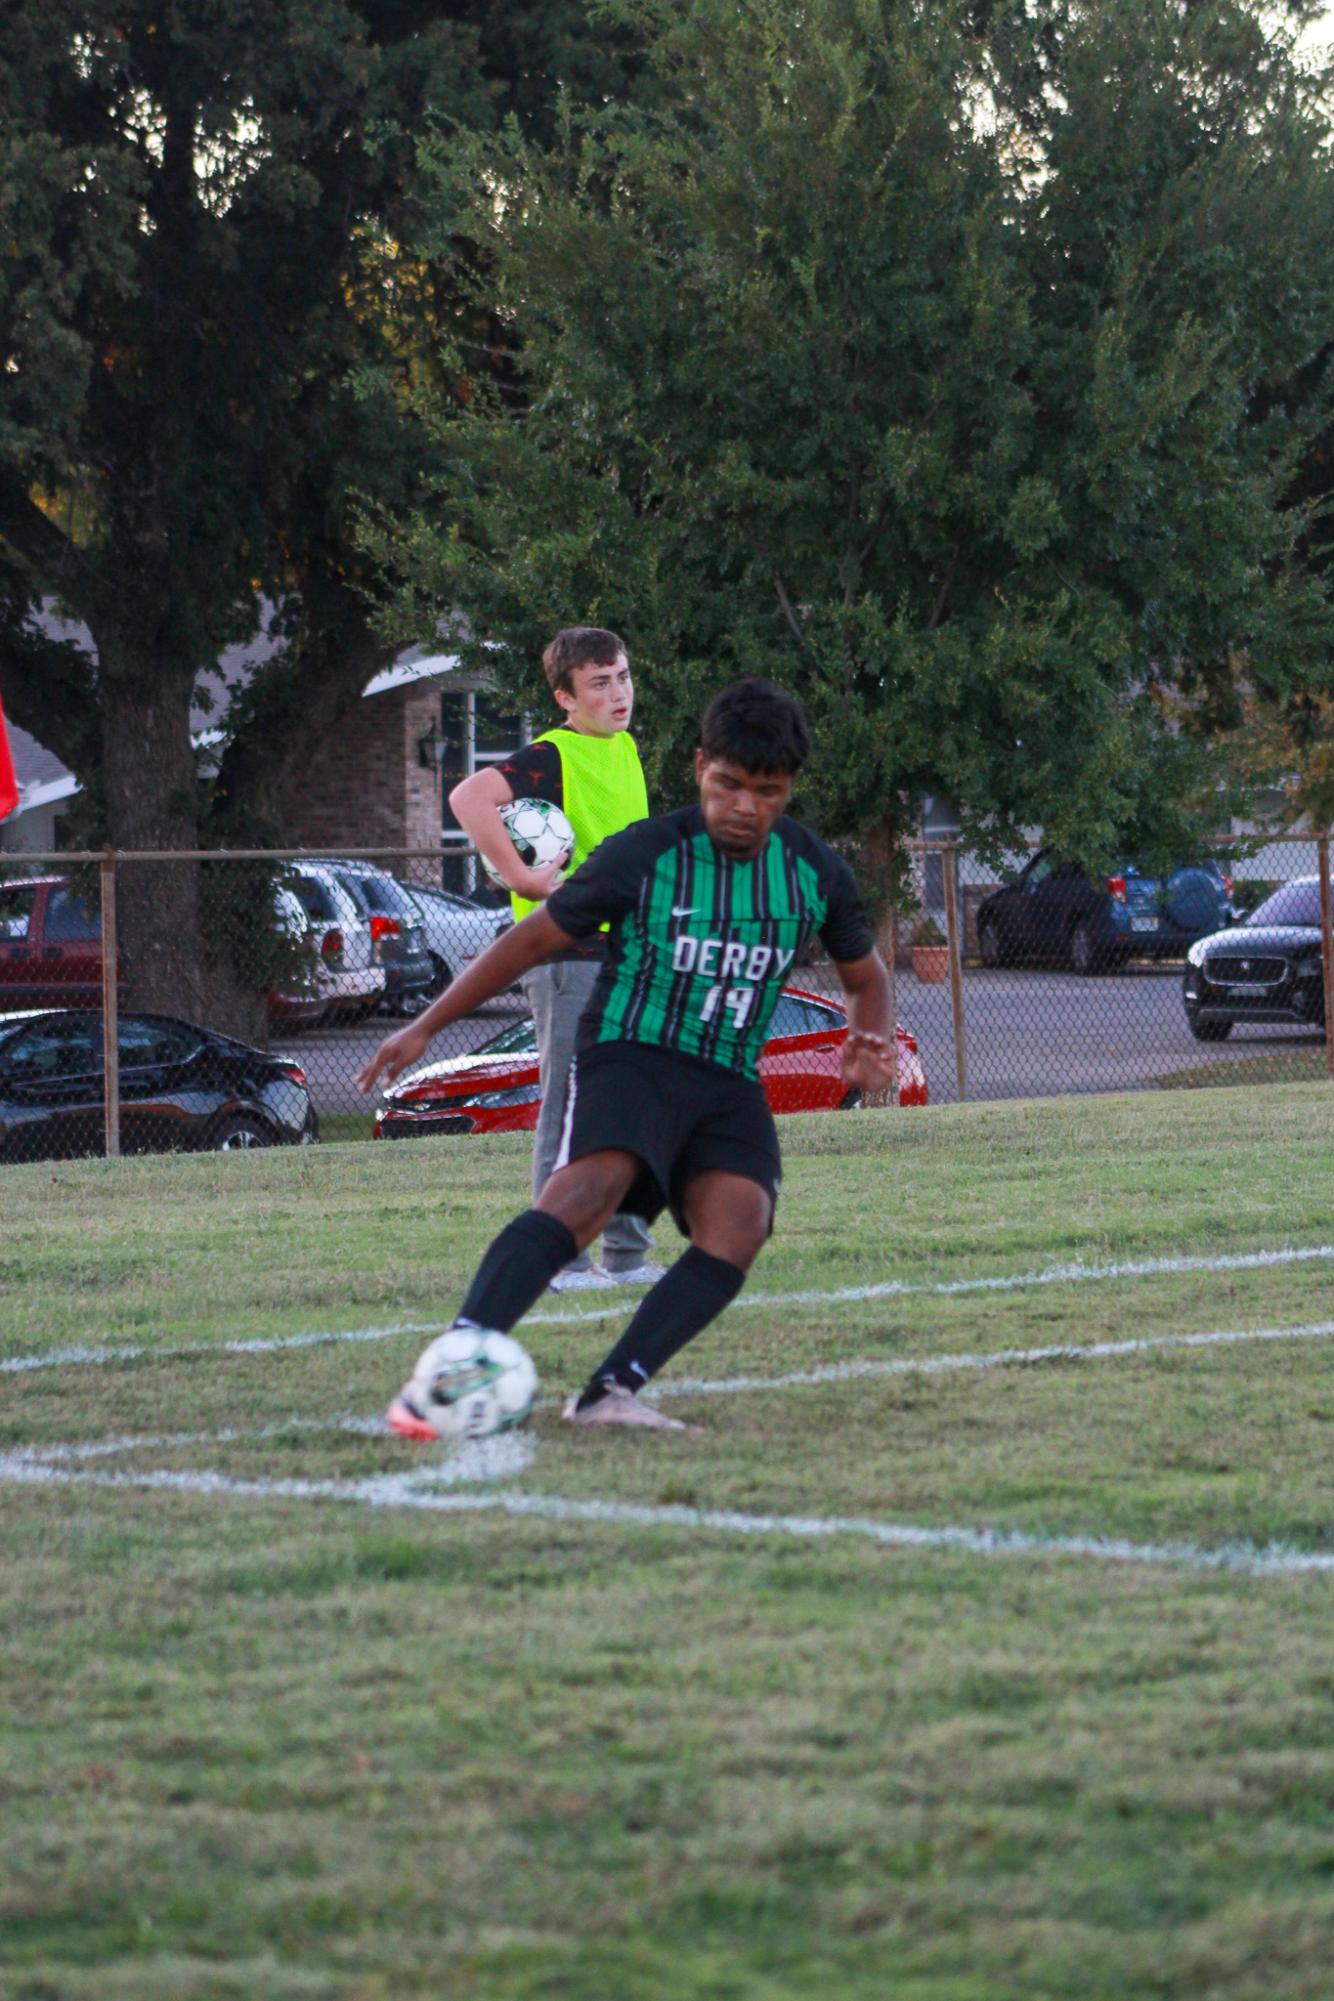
373, 986, 928, 1139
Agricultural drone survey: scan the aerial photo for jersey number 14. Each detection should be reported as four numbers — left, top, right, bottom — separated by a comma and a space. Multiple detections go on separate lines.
700, 984, 755, 1030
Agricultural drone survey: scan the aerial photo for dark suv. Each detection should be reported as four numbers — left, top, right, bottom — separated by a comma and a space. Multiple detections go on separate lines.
976, 852, 1239, 974
1182, 877, 1328, 1039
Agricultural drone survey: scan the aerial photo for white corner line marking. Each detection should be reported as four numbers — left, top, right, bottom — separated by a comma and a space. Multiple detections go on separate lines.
13, 1314, 1334, 1467
0, 1456, 1329, 1578
6, 1243, 1334, 1377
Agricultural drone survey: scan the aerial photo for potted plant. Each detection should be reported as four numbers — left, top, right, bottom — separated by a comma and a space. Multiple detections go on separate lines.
910, 914, 949, 983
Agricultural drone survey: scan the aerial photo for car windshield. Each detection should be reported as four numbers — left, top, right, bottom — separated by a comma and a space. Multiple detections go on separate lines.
412, 885, 476, 912
292, 874, 342, 924
1246, 881, 1322, 928
478, 1017, 538, 1056
45, 886, 101, 940
339, 872, 423, 922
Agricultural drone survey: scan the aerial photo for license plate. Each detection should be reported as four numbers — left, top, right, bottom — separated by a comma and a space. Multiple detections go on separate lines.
1228, 983, 1269, 996
1130, 916, 1158, 933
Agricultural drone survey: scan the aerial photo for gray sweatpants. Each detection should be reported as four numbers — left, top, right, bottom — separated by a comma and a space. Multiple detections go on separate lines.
520, 959, 652, 1272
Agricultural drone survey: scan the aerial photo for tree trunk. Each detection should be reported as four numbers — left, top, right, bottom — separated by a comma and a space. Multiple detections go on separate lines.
99, 641, 206, 1019
862, 812, 907, 963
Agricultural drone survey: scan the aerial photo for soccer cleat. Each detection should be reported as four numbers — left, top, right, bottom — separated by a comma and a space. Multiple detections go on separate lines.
386, 1385, 438, 1442
602, 1261, 667, 1286
561, 1383, 688, 1431
548, 1263, 618, 1293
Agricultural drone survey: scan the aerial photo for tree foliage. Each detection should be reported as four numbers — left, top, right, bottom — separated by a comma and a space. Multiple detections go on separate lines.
370, 0, 1334, 872
0, 1, 654, 1013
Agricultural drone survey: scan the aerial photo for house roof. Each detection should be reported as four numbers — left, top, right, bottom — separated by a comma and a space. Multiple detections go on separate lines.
7, 719, 70, 796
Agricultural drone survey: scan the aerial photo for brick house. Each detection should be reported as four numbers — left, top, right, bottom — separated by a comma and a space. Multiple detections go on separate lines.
1, 614, 524, 858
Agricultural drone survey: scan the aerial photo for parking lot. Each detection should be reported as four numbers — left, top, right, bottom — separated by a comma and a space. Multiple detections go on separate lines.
888, 960, 1325, 1104
291, 959, 1326, 1122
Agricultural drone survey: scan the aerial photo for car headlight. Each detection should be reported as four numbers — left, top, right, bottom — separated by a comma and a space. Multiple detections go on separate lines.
1186, 938, 1210, 967
470, 1083, 542, 1109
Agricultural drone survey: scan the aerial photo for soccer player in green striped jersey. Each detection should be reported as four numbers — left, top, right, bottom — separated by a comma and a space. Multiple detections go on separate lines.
360, 680, 896, 1433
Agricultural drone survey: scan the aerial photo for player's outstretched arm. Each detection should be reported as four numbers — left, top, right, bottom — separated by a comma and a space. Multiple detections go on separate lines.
831, 952, 897, 1092
357, 907, 576, 1095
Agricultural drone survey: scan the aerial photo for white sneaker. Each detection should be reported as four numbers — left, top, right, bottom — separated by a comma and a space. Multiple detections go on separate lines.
548, 1264, 618, 1293
603, 1261, 666, 1286
562, 1383, 688, 1431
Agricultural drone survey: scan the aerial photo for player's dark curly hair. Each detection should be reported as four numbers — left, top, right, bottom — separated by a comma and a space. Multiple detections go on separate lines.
699, 679, 811, 775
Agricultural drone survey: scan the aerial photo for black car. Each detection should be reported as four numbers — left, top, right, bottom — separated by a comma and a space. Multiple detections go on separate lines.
0, 1009, 318, 1164
315, 860, 435, 1013
976, 851, 1238, 974
1182, 878, 1328, 1041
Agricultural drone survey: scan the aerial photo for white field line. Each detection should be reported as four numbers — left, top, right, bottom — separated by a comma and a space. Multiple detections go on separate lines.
652, 1316, 1334, 1403
1, 1452, 1330, 1578
4, 1413, 387, 1463
11, 1314, 1334, 1467
0, 1431, 534, 1486
6, 1242, 1334, 1378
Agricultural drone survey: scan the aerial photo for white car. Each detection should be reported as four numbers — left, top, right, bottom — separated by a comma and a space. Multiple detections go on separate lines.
288, 865, 386, 1020
399, 881, 513, 991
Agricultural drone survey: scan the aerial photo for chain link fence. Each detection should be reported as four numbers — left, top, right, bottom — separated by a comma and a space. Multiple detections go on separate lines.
0, 848, 516, 1164
873, 833, 1334, 1106
1, 835, 1330, 1163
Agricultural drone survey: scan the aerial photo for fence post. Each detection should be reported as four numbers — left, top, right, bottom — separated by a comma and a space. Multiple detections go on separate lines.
1319, 834, 1334, 1083
100, 847, 120, 1159
941, 843, 969, 1102
884, 888, 899, 1106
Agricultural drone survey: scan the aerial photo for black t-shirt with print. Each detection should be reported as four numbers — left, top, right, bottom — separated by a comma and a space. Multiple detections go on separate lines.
494, 730, 601, 962
494, 737, 565, 811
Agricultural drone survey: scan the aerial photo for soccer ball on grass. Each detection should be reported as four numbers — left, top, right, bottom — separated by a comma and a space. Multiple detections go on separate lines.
480, 797, 577, 889
408, 1327, 538, 1441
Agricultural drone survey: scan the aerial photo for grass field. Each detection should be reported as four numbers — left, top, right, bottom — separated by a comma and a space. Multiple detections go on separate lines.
3, 1086, 1334, 2000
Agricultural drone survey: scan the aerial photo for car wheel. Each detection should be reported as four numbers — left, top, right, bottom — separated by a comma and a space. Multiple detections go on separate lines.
1069, 919, 1109, 975
977, 918, 1007, 968
1185, 1009, 1232, 1043
212, 1114, 276, 1151
428, 953, 453, 995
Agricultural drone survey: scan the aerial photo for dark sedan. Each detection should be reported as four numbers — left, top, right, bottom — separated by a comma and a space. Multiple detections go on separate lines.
976, 851, 1238, 973
1182, 878, 1330, 1040
0, 1009, 318, 1164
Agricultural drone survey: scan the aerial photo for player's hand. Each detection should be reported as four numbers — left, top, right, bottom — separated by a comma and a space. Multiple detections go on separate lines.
513, 857, 566, 902
357, 1020, 434, 1095
840, 1029, 896, 1094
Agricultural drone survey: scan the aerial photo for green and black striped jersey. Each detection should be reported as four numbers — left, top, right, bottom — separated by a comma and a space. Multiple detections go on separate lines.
545, 805, 873, 1079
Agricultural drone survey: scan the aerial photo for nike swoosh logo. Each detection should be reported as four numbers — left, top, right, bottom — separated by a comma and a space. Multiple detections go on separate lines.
672, 906, 699, 918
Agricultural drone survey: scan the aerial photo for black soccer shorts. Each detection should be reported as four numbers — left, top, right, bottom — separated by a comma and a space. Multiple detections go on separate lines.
552, 1041, 782, 1234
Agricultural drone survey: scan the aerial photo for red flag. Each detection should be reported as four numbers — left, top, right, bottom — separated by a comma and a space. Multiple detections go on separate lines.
0, 691, 18, 821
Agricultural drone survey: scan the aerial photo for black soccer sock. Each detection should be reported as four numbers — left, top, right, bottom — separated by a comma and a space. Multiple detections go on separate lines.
576, 1246, 747, 1408
458, 1209, 578, 1332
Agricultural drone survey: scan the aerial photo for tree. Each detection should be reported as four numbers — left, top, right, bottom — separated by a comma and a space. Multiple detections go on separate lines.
0, 2, 655, 1017
367, 0, 1334, 882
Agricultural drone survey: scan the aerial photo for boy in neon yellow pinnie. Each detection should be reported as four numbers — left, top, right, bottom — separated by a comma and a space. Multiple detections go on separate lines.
449, 628, 659, 1290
